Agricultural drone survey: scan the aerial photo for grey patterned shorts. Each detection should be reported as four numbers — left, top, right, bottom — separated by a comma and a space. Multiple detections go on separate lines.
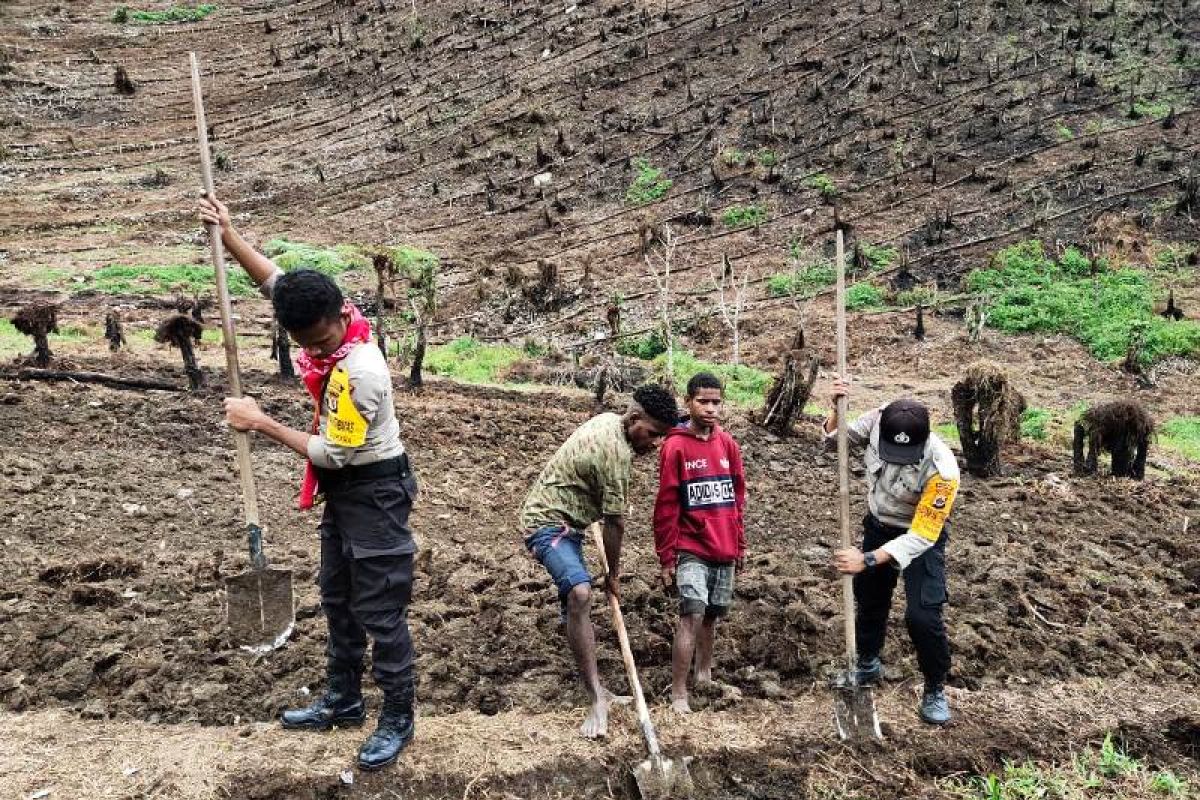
676, 552, 735, 618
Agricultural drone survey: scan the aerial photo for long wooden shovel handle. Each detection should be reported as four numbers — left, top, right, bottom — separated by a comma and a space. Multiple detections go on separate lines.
590, 524, 662, 759
189, 53, 262, 547
835, 229, 858, 674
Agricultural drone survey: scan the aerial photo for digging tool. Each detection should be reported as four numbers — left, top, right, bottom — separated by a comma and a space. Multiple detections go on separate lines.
189, 53, 294, 652
589, 525, 693, 800
832, 228, 883, 741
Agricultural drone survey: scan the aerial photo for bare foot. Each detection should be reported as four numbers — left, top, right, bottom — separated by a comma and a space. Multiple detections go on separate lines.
695, 669, 713, 684
670, 697, 692, 714
579, 688, 629, 738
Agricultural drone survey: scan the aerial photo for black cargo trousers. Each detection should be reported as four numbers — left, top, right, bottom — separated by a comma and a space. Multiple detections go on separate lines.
315, 454, 418, 694
853, 513, 951, 688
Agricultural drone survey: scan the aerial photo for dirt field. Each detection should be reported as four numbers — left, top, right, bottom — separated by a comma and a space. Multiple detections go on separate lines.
2, 0, 1199, 797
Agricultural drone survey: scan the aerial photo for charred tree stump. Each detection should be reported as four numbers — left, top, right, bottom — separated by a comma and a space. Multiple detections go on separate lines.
951, 363, 1024, 478
12, 303, 60, 368
104, 311, 126, 352
409, 324, 427, 388
1073, 400, 1153, 480
759, 329, 819, 437
914, 304, 926, 341
155, 315, 204, 390
270, 322, 296, 382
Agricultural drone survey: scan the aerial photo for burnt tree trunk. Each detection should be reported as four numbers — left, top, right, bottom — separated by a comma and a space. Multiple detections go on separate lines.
409, 324, 427, 388
104, 311, 126, 352
178, 338, 203, 390
273, 322, 296, 382
760, 330, 819, 437
155, 315, 204, 391
1072, 421, 1098, 476
12, 303, 59, 368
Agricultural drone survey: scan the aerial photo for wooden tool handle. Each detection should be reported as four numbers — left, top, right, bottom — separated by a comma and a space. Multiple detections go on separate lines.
590, 524, 662, 758
189, 53, 260, 531
835, 229, 858, 672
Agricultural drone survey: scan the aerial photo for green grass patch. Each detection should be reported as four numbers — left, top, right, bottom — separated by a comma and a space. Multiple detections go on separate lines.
615, 331, 668, 360
263, 239, 368, 278
88, 264, 255, 296
1159, 417, 1200, 462
967, 240, 1200, 365
933, 422, 960, 446
1054, 121, 1074, 141
804, 172, 838, 200
943, 733, 1186, 799
657, 351, 772, 407
846, 282, 884, 310
113, 4, 217, 23
1132, 97, 1173, 120
1019, 407, 1053, 440
721, 204, 768, 228
859, 242, 898, 271
424, 336, 527, 384
893, 287, 936, 307
625, 158, 672, 205
767, 263, 837, 298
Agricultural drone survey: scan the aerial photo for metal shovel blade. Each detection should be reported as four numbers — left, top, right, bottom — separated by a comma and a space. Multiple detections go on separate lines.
833, 676, 883, 741
226, 568, 295, 653
631, 754, 694, 800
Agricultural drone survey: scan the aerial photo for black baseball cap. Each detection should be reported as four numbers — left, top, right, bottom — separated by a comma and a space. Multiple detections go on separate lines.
878, 400, 930, 464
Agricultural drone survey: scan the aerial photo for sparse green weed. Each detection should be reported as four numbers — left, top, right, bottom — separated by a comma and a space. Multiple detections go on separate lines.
658, 350, 772, 407
845, 282, 884, 310
424, 336, 527, 384
88, 264, 254, 296
625, 158, 672, 205
264, 239, 368, 278
721, 204, 768, 228
113, 4, 218, 24
804, 173, 838, 200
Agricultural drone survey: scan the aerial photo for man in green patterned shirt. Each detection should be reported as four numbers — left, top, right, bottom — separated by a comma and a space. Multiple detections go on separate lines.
520, 384, 679, 738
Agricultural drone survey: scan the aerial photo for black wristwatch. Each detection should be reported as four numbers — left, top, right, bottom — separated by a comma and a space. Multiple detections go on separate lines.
863, 551, 878, 570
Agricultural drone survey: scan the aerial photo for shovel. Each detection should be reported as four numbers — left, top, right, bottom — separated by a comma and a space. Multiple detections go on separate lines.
190, 53, 294, 652
832, 229, 882, 741
589, 525, 693, 799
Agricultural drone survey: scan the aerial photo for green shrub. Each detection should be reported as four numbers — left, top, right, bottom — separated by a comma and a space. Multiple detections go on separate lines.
846, 282, 884, 309
1020, 407, 1053, 440
859, 242, 897, 271
625, 158, 672, 205
804, 173, 838, 200
616, 331, 668, 360
424, 336, 527, 384
966, 240, 1200, 365
721, 204, 768, 228
113, 4, 217, 24
657, 351, 772, 407
893, 287, 936, 307
89, 264, 254, 296
756, 149, 779, 167
767, 263, 837, 297
263, 239, 367, 277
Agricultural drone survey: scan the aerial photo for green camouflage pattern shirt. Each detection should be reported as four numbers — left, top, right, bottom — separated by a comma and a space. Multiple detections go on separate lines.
520, 412, 633, 531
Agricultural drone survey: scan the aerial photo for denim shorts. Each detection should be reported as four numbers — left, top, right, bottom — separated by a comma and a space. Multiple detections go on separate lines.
676, 551, 735, 618
525, 524, 591, 617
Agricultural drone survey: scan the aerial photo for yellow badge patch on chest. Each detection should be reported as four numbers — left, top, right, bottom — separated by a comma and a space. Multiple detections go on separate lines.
324, 366, 368, 448
910, 477, 958, 542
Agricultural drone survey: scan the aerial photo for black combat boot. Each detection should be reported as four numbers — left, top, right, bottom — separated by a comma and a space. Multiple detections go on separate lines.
280, 669, 366, 731
357, 684, 415, 771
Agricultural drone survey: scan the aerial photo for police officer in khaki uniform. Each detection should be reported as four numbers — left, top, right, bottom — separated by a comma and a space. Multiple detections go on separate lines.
201, 196, 417, 770
824, 379, 959, 725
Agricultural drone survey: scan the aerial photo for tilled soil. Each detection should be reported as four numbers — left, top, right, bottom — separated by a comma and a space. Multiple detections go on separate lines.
1, 372, 1197, 732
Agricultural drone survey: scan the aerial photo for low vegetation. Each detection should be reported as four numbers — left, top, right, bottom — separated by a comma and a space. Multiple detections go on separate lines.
424, 336, 527, 384
943, 733, 1189, 799
656, 350, 772, 407
112, 4, 217, 24
263, 239, 367, 277
767, 263, 836, 298
845, 282, 885, 310
967, 240, 1200, 365
88, 264, 254, 296
721, 204, 768, 228
625, 158, 672, 205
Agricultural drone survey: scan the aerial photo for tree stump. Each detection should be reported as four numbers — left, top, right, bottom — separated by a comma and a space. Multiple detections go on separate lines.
1073, 400, 1153, 480
155, 315, 204, 390
12, 303, 60, 368
950, 362, 1024, 477
759, 329, 818, 437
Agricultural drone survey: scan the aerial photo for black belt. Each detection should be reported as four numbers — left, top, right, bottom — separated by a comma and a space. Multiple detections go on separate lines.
316, 453, 411, 492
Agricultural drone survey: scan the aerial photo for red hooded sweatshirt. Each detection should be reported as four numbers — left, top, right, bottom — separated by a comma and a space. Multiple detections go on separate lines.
653, 423, 746, 567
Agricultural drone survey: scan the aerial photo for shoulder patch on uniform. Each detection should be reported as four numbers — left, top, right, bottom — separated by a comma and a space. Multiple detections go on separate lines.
325, 365, 368, 448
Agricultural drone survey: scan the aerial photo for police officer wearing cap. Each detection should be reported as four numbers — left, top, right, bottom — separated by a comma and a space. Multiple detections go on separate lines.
824, 379, 960, 725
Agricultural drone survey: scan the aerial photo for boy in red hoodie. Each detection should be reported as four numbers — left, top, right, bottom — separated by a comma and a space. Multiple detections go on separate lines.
653, 372, 746, 714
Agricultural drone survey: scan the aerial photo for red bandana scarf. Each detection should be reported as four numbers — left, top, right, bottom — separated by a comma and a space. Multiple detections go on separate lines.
295, 302, 372, 509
